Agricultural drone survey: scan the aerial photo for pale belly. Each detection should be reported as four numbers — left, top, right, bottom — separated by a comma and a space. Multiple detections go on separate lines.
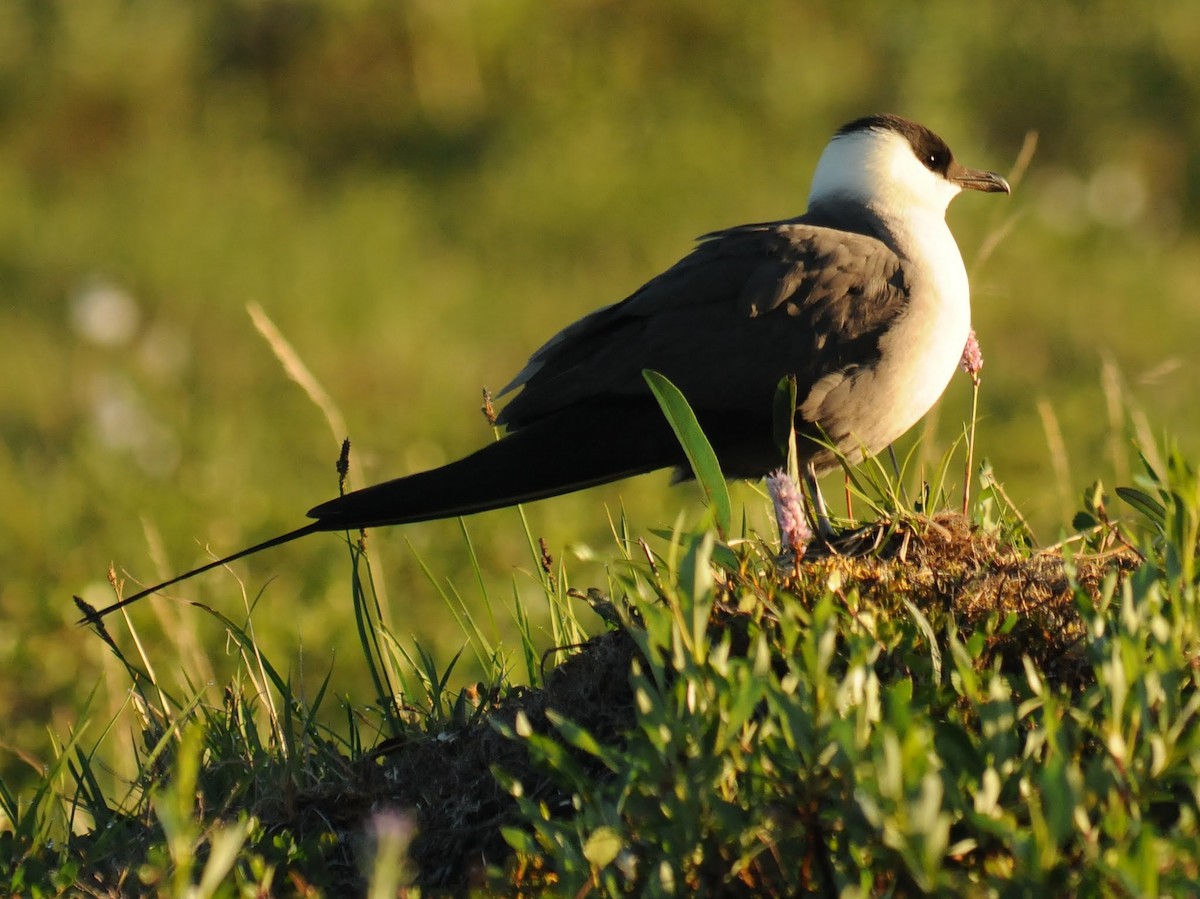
801, 223, 972, 469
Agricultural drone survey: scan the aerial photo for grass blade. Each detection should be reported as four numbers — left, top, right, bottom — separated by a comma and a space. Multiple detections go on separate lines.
642, 369, 731, 535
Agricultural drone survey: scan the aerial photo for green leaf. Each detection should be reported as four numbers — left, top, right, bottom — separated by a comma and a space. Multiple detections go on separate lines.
901, 596, 942, 683
583, 825, 623, 869
681, 529, 716, 654
1116, 486, 1166, 527
546, 709, 620, 771
196, 815, 253, 896
500, 826, 540, 854
773, 374, 799, 482
643, 369, 731, 535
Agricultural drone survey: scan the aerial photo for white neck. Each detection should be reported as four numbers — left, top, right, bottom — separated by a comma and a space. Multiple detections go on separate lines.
808, 128, 962, 222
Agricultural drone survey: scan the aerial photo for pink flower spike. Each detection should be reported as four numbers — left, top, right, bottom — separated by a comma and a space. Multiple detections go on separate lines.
960, 329, 983, 381
767, 469, 812, 556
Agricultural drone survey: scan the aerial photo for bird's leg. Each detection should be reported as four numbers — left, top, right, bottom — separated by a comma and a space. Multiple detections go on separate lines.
803, 461, 836, 540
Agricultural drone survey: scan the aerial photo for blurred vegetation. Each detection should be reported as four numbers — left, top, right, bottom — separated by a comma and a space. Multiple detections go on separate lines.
2, 0, 1199, 795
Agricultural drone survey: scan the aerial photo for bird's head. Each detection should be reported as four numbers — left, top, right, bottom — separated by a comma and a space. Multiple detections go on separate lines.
808, 114, 1010, 218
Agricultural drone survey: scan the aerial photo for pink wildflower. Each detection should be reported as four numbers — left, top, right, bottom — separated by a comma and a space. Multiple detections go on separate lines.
767, 469, 812, 556
960, 329, 983, 382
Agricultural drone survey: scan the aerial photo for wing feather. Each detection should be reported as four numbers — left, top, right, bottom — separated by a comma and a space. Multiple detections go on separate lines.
496, 217, 911, 431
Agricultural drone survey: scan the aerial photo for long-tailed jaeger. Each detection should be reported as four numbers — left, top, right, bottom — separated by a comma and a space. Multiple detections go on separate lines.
84, 113, 1009, 621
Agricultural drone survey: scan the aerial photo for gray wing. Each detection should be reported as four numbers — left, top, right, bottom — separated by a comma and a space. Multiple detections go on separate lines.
496, 218, 911, 430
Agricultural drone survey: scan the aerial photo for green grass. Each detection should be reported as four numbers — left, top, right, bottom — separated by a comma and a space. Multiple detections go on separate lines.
3, 393, 1199, 893
6, 370, 1200, 894
4, 4, 1199, 748
4, 1, 1200, 892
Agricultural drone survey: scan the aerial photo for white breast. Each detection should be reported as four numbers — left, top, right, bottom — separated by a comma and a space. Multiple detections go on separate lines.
876, 211, 971, 429
800, 209, 971, 465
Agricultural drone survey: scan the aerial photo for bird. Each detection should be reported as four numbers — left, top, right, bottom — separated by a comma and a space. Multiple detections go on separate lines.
82, 113, 1009, 622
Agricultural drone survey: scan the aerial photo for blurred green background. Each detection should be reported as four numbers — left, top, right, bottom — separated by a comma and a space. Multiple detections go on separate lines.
2, 1, 1198, 793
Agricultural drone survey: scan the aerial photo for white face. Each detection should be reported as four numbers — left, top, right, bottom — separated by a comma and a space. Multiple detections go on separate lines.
808, 127, 962, 216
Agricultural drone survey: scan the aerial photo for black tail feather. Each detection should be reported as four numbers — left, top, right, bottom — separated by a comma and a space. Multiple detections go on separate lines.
81, 398, 782, 623
79, 522, 324, 624
307, 401, 686, 529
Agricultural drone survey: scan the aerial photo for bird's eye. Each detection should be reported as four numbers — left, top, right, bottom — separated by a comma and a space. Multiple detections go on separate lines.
923, 149, 949, 172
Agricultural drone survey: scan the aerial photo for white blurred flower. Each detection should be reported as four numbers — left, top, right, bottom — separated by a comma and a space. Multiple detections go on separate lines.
70, 277, 140, 347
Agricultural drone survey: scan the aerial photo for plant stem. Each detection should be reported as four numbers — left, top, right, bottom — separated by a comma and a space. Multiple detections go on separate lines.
963, 377, 980, 516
